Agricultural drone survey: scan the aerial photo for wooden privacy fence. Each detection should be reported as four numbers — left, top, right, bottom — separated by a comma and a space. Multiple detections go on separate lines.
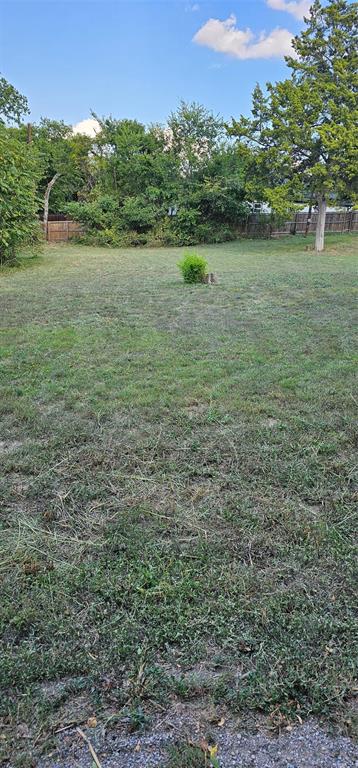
239, 209, 358, 238
272, 210, 358, 237
43, 210, 358, 242
44, 220, 84, 242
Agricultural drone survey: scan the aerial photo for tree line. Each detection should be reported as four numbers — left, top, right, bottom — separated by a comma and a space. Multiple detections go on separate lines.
0, 0, 356, 263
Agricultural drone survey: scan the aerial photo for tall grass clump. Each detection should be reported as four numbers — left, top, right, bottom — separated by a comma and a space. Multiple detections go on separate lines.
178, 252, 208, 284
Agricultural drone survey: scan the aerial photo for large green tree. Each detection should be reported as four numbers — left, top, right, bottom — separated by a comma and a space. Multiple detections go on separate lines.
64, 117, 178, 241
30, 120, 93, 233
92, 116, 173, 198
0, 77, 39, 264
168, 100, 225, 179
230, 0, 358, 251
0, 74, 29, 125
0, 127, 39, 264
10, 118, 94, 238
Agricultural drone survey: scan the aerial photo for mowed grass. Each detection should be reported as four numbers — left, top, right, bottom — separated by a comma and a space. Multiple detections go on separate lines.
0, 235, 357, 763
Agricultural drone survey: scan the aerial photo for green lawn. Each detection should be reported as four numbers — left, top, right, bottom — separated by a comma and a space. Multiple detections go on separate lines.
1, 235, 357, 764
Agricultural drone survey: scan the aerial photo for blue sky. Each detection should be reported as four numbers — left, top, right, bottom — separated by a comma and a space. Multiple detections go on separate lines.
1, 1, 309, 127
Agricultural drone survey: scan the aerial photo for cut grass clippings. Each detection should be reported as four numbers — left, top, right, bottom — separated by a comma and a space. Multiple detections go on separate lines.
0, 235, 357, 764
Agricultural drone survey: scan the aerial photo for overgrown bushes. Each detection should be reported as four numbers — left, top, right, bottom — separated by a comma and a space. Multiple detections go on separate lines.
58, 104, 250, 248
67, 197, 241, 248
0, 127, 40, 264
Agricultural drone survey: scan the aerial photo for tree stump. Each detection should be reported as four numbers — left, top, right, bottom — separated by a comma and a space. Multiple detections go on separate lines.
203, 272, 218, 284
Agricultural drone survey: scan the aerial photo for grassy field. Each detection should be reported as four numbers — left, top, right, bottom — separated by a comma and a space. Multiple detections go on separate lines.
0, 235, 357, 764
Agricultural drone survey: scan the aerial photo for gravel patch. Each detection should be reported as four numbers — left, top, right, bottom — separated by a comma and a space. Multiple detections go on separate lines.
36, 717, 358, 768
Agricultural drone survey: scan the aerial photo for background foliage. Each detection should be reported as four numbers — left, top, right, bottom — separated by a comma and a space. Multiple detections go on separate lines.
0, 78, 40, 264
61, 104, 251, 247
0, 128, 40, 264
0, 0, 356, 261
229, 0, 358, 250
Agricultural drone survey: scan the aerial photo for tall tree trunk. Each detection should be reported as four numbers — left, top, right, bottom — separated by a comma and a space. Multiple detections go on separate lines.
304, 192, 313, 237
315, 194, 327, 252
43, 173, 60, 240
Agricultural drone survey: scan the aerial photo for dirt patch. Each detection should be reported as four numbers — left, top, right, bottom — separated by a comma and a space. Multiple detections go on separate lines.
261, 418, 280, 429
0, 440, 24, 454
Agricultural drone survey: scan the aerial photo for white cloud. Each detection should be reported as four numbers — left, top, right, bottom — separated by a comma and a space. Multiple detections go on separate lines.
186, 2, 200, 10
72, 118, 100, 138
193, 14, 294, 60
266, 0, 312, 20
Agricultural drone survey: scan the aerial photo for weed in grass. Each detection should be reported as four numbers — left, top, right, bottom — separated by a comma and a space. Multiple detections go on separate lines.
164, 740, 221, 768
164, 743, 209, 768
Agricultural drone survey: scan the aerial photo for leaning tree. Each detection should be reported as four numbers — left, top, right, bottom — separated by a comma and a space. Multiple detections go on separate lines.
230, 0, 358, 251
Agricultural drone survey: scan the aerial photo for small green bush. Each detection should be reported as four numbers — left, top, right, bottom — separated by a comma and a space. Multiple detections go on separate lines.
178, 253, 208, 284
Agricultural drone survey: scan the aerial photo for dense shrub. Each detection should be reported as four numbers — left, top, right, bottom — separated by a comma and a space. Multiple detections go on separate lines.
170, 207, 201, 245
194, 223, 237, 244
120, 196, 159, 232
178, 253, 208, 283
74, 228, 121, 247
74, 228, 150, 248
63, 196, 120, 229
76, 221, 239, 249
0, 127, 41, 264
